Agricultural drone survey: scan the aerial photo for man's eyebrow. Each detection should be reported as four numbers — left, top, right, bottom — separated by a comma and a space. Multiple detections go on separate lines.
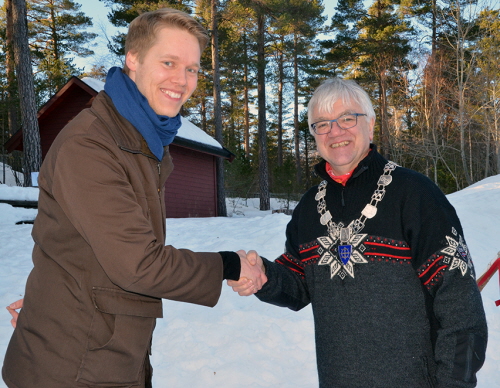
313, 116, 330, 122
160, 54, 180, 60
334, 110, 356, 117
314, 110, 355, 121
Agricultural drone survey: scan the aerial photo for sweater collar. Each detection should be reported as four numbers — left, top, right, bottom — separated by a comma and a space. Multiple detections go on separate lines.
315, 144, 380, 184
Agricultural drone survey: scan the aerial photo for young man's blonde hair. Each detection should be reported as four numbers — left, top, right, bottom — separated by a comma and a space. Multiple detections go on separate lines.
123, 8, 209, 74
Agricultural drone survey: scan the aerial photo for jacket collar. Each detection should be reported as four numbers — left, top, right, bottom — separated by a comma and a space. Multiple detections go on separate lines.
91, 92, 159, 160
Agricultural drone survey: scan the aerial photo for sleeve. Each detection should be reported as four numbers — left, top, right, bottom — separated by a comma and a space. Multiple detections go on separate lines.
402, 174, 487, 387
219, 251, 241, 280
255, 200, 311, 311
49, 129, 224, 307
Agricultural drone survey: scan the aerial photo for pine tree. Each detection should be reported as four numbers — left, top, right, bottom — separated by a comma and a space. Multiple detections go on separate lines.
11, 0, 41, 186
4, 0, 20, 137
209, 0, 227, 216
28, 0, 97, 101
100, 0, 192, 56
270, 0, 325, 188
324, 0, 413, 159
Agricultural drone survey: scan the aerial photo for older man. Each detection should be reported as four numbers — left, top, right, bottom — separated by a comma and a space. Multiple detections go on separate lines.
3, 8, 265, 388
231, 78, 487, 387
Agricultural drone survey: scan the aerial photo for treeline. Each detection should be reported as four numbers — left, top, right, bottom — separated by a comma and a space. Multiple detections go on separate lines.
1, 0, 499, 206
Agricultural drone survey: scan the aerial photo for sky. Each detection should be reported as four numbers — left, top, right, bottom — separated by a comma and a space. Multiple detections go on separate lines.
0, 165, 499, 387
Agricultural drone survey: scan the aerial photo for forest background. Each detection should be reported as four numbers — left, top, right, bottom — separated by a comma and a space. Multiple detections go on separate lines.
0, 0, 499, 213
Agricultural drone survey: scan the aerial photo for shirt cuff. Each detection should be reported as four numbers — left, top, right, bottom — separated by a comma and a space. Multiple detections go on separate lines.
219, 251, 241, 280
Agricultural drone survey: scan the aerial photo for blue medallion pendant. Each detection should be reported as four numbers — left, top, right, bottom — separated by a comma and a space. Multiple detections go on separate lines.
338, 244, 352, 265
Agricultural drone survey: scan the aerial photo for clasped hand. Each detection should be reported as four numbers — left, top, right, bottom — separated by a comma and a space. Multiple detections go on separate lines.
231, 250, 267, 296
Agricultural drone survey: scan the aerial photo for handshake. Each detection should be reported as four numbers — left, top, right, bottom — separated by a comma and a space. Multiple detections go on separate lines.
231, 250, 267, 296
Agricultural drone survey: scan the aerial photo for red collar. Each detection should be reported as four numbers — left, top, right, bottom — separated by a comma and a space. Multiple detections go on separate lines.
326, 163, 354, 186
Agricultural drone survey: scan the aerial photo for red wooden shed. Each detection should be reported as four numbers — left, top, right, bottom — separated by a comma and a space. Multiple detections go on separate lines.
4, 76, 234, 218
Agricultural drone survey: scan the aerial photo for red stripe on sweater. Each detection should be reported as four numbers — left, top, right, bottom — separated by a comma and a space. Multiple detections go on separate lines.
277, 254, 303, 270
302, 255, 320, 262
364, 242, 410, 250
419, 255, 444, 278
300, 245, 319, 254
424, 265, 448, 285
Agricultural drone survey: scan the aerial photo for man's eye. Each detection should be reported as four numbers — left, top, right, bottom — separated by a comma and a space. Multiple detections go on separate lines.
164, 61, 173, 67
340, 115, 355, 123
317, 122, 329, 130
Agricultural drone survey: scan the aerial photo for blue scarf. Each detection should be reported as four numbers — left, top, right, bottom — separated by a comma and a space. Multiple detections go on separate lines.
104, 67, 182, 160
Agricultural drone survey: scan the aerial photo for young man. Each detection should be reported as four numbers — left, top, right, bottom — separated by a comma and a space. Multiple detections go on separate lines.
230, 78, 487, 387
2, 8, 265, 388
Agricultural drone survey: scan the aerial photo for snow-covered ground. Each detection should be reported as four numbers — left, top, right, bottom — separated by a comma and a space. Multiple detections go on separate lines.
0, 176, 499, 387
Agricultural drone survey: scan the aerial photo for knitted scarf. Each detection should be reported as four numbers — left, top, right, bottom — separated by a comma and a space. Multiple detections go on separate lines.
104, 67, 182, 160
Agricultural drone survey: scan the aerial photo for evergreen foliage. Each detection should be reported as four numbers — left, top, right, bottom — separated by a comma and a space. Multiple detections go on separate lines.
1, 0, 499, 197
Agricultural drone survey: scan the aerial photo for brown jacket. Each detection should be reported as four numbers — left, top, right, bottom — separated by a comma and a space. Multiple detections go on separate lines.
2, 92, 224, 387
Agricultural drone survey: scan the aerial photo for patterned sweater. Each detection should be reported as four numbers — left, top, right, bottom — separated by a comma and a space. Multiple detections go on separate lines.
256, 147, 487, 388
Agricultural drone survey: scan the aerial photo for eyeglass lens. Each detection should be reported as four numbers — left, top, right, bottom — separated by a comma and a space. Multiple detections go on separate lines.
313, 114, 359, 134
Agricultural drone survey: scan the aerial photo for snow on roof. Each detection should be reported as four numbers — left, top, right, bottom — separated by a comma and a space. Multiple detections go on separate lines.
178, 117, 222, 149
80, 77, 222, 149
81, 77, 105, 92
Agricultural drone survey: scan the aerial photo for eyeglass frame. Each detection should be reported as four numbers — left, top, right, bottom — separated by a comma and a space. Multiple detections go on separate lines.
310, 113, 367, 135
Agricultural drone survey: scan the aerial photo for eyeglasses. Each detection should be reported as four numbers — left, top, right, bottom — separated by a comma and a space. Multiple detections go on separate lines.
311, 113, 367, 135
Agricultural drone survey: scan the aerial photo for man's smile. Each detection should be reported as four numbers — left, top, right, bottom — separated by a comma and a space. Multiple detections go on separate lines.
330, 141, 350, 149
161, 88, 182, 99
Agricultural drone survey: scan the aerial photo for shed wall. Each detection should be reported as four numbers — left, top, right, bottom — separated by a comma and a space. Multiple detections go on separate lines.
38, 87, 94, 158
165, 145, 217, 218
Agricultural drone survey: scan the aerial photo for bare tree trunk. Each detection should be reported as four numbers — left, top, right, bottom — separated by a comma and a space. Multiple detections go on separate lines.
293, 34, 302, 186
458, 79, 472, 185
229, 92, 236, 149
424, 55, 442, 184
6, 0, 19, 138
484, 119, 490, 179
496, 137, 500, 176
304, 129, 311, 189
211, 0, 227, 216
200, 95, 207, 132
277, 36, 284, 167
257, 12, 270, 211
378, 73, 391, 159
453, 0, 472, 186
431, 0, 437, 55
12, 0, 42, 186
243, 34, 250, 159
494, 86, 500, 175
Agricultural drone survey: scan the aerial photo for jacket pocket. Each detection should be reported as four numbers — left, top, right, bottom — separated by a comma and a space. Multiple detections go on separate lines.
77, 287, 163, 386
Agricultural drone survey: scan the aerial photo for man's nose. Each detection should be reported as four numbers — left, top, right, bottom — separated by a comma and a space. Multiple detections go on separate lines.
172, 67, 187, 86
327, 121, 345, 137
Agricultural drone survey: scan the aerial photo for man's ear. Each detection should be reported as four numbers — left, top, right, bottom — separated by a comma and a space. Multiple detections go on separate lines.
125, 51, 138, 73
369, 117, 375, 141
